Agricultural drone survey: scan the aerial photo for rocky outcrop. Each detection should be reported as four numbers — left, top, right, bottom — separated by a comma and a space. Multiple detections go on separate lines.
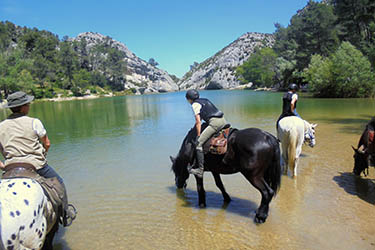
72, 32, 178, 94
178, 32, 275, 90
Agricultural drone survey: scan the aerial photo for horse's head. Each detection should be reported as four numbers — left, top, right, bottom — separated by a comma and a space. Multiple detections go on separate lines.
170, 155, 189, 189
170, 125, 203, 188
303, 121, 317, 148
352, 146, 369, 176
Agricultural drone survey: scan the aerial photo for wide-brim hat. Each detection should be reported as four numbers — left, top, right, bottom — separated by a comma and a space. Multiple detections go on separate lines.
3, 91, 35, 108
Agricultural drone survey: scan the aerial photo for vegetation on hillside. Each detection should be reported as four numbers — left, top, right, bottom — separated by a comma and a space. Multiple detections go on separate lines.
0, 21, 132, 100
236, 0, 375, 97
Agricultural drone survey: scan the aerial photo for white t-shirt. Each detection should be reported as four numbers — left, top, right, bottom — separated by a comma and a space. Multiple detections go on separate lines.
32, 118, 47, 138
192, 102, 202, 116
292, 93, 298, 103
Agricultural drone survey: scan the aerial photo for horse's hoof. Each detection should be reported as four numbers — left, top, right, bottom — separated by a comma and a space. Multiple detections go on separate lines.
254, 214, 267, 224
199, 203, 206, 208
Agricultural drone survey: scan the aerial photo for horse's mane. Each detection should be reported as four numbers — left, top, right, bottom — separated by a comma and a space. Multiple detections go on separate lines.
178, 123, 209, 156
367, 117, 375, 130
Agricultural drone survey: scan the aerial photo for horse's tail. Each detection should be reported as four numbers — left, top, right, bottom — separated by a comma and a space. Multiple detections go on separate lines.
265, 136, 282, 196
288, 130, 297, 174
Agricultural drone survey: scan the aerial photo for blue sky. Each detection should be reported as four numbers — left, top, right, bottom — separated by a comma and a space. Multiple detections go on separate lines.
0, 0, 313, 77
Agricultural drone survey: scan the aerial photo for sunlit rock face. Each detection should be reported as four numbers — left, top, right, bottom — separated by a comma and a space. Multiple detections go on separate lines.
178, 32, 274, 90
72, 32, 178, 94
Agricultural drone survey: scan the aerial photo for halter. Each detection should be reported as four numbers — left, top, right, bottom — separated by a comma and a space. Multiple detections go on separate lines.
304, 127, 315, 147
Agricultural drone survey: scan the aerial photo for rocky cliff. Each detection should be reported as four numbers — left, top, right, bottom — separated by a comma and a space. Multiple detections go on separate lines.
72, 32, 178, 94
178, 32, 275, 90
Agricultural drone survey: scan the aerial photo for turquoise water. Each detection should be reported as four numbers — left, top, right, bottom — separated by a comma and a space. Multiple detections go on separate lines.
1, 90, 375, 250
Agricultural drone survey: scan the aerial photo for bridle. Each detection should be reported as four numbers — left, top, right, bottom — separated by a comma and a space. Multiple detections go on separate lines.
304, 127, 315, 147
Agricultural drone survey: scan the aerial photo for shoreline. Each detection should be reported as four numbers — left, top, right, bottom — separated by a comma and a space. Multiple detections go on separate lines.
0, 93, 114, 108
0, 88, 294, 108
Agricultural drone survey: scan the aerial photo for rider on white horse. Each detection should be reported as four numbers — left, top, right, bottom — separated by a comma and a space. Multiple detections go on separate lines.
0, 91, 76, 227
277, 83, 300, 127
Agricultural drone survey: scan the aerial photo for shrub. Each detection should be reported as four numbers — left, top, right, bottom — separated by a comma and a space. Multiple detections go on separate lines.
303, 42, 375, 97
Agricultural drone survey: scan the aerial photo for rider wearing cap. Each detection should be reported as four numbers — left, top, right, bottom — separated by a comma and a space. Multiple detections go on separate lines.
185, 90, 226, 178
0, 91, 76, 227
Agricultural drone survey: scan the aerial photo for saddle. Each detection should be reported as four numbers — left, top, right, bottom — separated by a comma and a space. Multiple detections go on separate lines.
2, 163, 65, 224
203, 124, 231, 155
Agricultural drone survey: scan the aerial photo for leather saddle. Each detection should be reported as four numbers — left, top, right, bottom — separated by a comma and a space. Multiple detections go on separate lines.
2, 163, 65, 224
203, 124, 231, 155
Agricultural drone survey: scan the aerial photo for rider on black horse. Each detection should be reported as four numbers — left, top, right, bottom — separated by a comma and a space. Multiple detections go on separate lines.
277, 83, 300, 127
185, 90, 227, 178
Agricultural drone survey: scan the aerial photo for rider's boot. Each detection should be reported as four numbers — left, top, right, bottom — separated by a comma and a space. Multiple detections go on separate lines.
189, 149, 204, 178
61, 184, 77, 227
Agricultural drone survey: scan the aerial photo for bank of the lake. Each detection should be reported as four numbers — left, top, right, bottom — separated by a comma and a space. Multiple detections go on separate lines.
1, 90, 375, 250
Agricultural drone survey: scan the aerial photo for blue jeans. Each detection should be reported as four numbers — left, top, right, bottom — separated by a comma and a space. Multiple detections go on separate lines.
294, 110, 301, 118
37, 164, 64, 185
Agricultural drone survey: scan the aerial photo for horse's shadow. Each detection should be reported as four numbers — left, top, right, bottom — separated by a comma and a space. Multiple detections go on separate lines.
167, 186, 258, 218
333, 172, 375, 205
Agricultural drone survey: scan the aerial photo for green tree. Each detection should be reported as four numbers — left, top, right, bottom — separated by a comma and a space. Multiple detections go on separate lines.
236, 47, 277, 87
58, 41, 78, 87
273, 1, 339, 87
304, 42, 375, 97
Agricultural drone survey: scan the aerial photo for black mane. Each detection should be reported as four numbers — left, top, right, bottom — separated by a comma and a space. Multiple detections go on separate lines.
367, 117, 375, 131
177, 123, 209, 160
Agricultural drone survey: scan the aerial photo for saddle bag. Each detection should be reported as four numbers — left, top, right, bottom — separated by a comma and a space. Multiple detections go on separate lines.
207, 126, 231, 155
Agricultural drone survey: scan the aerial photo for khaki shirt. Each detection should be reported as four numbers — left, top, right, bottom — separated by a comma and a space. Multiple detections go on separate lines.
0, 113, 47, 169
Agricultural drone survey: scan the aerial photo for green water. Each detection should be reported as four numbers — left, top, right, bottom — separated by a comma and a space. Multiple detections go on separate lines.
1, 90, 375, 250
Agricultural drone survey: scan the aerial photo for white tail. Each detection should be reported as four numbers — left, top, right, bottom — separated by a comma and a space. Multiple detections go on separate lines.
288, 131, 297, 177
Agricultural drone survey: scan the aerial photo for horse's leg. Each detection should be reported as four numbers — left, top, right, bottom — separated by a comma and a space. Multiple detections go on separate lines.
294, 145, 302, 177
281, 140, 289, 175
195, 175, 206, 208
42, 221, 58, 250
212, 172, 231, 203
243, 172, 273, 223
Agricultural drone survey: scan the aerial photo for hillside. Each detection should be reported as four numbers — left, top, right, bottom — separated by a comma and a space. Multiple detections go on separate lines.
178, 32, 275, 90
0, 21, 178, 99
71, 32, 178, 94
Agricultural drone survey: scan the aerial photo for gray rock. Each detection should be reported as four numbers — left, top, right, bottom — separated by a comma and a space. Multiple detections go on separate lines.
179, 32, 275, 90
72, 32, 178, 94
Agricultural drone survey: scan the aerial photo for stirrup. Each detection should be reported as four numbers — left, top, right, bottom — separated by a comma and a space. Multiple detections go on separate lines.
189, 168, 204, 178
63, 204, 77, 227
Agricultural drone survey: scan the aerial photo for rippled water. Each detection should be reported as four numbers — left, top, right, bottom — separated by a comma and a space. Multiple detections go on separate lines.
1, 91, 375, 250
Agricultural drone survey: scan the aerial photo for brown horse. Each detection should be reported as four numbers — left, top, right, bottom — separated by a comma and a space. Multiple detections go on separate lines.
352, 117, 375, 176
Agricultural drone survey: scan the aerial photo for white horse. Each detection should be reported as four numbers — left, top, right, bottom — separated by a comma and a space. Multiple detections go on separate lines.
0, 178, 58, 250
277, 116, 317, 177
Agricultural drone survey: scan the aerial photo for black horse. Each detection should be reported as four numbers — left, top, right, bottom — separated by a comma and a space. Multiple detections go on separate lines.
352, 117, 375, 176
170, 124, 282, 223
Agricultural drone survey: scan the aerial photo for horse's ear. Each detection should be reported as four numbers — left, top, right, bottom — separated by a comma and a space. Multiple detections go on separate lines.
312, 124, 318, 128
170, 156, 176, 163
351, 146, 358, 153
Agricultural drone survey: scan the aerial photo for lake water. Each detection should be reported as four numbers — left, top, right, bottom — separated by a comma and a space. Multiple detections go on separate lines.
1, 90, 375, 250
